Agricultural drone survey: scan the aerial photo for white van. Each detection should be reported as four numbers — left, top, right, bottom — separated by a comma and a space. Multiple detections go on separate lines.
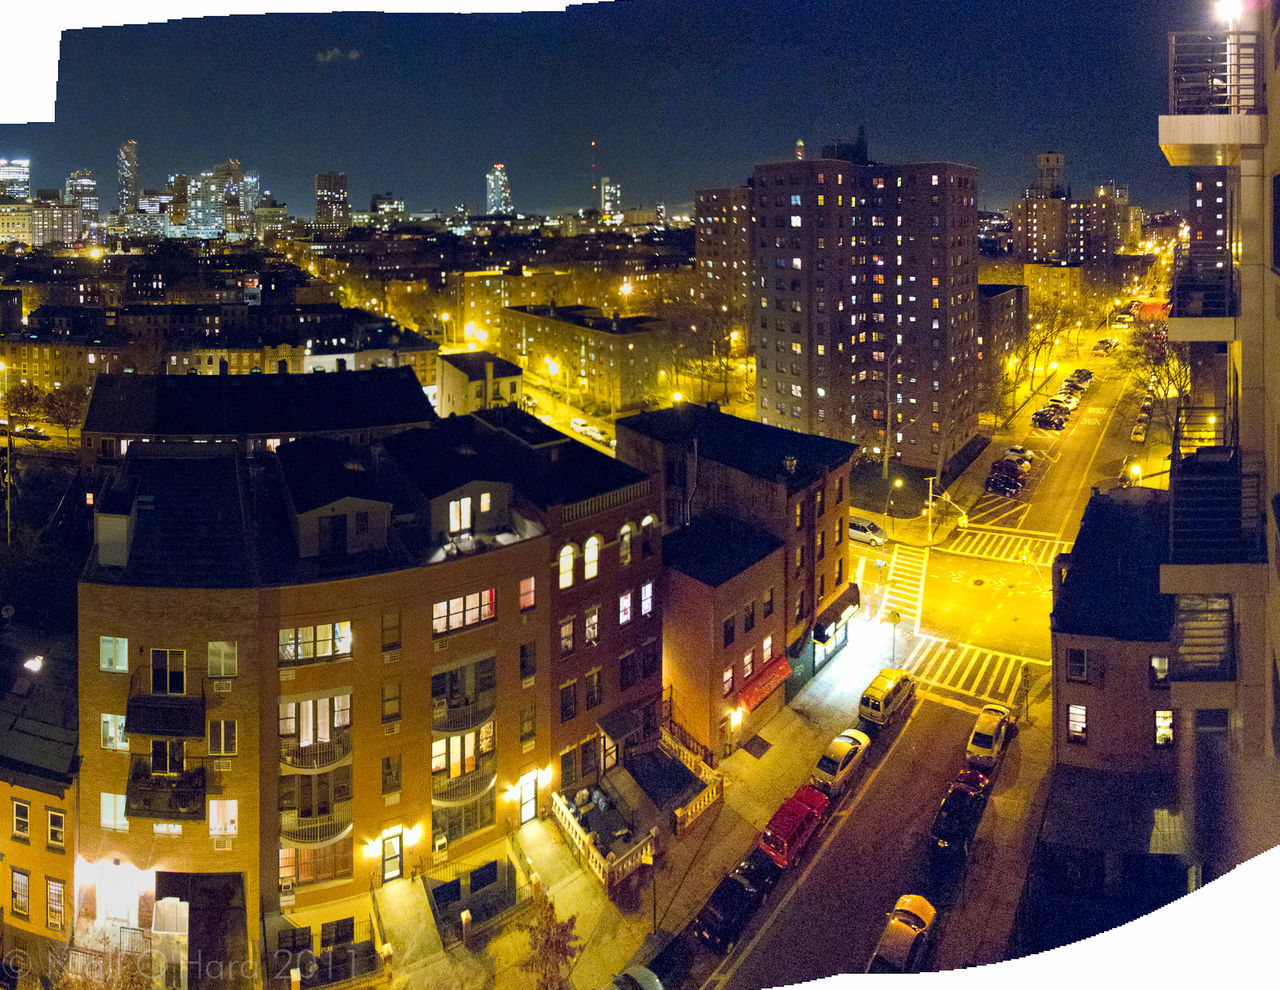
859, 668, 916, 727
848, 517, 889, 546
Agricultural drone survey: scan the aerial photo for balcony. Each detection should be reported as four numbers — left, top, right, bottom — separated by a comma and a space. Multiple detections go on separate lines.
280, 727, 353, 771
1168, 444, 1266, 566
126, 756, 208, 821
1169, 595, 1236, 682
280, 799, 353, 845
431, 753, 497, 804
1160, 31, 1266, 166
432, 687, 497, 733
1168, 239, 1236, 341
125, 666, 206, 738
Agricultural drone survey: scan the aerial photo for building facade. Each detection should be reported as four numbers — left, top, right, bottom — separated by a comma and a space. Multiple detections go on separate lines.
485, 165, 512, 215
694, 186, 752, 320
314, 174, 351, 237
436, 351, 522, 417
117, 140, 139, 214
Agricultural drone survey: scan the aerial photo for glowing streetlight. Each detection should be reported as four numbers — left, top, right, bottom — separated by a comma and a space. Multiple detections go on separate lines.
672, 391, 684, 403
619, 281, 632, 296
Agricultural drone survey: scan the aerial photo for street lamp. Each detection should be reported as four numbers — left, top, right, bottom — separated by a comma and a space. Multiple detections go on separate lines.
885, 477, 902, 534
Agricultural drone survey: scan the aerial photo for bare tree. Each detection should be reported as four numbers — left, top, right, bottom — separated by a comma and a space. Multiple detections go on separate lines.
3, 381, 45, 428
519, 886, 582, 990
44, 387, 89, 440
1116, 316, 1190, 443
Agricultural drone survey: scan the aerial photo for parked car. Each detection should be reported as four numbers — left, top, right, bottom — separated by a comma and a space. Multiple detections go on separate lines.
848, 516, 889, 546
1003, 446, 1034, 464
990, 458, 1028, 479
15, 427, 48, 442
758, 795, 823, 868
984, 473, 1023, 497
1130, 422, 1147, 442
605, 966, 665, 990
858, 667, 917, 728
811, 728, 871, 798
966, 704, 1015, 772
692, 874, 760, 954
731, 847, 782, 902
570, 417, 589, 433
865, 895, 936, 974
1031, 410, 1066, 430
929, 773, 989, 862
1068, 368, 1093, 382
1052, 393, 1080, 410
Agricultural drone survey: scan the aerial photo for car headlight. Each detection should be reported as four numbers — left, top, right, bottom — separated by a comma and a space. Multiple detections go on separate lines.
935, 839, 949, 849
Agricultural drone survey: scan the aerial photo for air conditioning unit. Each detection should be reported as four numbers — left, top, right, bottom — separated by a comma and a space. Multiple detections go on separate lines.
213, 838, 233, 852
212, 759, 232, 772
383, 649, 401, 664
434, 833, 448, 853
433, 640, 448, 652
212, 680, 232, 693
279, 879, 294, 894
384, 722, 401, 736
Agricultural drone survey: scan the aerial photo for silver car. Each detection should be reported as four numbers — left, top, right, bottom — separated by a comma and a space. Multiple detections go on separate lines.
811, 728, 871, 798
848, 516, 888, 545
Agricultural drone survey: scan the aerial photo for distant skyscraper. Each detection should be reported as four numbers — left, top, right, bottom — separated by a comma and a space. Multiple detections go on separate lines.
117, 140, 139, 213
314, 172, 351, 234
0, 159, 30, 200
601, 176, 621, 214
486, 164, 512, 214
65, 169, 99, 224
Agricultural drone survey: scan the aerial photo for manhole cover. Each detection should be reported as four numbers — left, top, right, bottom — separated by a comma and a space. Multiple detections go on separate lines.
972, 578, 985, 586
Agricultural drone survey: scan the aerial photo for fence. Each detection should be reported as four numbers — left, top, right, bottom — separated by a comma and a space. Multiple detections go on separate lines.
658, 727, 724, 835
549, 790, 658, 894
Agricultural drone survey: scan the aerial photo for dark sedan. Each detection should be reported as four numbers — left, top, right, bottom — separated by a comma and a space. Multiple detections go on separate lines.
984, 473, 1023, 497
693, 873, 761, 954
732, 847, 782, 902
929, 772, 990, 863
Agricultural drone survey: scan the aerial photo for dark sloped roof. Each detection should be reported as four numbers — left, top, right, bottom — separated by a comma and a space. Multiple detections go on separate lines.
440, 350, 522, 381
0, 641, 77, 793
1051, 487, 1175, 641
82, 367, 437, 437
663, 514, 782, 587
276, 436, 383, 513
617, 403, 856, 493
379, 428, 510, 501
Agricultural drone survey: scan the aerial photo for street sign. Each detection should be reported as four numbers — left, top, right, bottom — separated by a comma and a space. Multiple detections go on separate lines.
887, 610, 901, 625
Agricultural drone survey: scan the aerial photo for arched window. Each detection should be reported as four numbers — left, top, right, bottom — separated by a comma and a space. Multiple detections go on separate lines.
558, 545, 575, 589
641, 514, 657, 558
618, 524, 633, 566
584, 536, 601, 580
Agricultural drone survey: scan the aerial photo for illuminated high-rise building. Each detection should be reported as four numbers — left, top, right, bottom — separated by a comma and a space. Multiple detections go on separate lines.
0, 159, 30, 200
64, 169, 99, 225
485, 164, 512, 214
314, 172, 351, 235
117, 140, 139, 213
601, 176, 621, 214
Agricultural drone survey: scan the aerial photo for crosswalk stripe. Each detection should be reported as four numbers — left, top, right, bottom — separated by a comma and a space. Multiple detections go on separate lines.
906, 635, 1049, 707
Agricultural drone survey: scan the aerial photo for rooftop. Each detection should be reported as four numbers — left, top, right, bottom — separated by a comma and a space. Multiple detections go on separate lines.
439, 350, 522, 381
0, 630, 78, 796
507, 304, 663, 336
663, 514, 783, 587
82, 366, 437, 438
1051, 486, 1175, 641
617, 402, 857, 494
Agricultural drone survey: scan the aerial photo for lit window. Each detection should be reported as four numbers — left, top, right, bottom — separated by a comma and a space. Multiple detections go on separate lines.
99, 636, 128, 673
209, 799, 238, 836
723, 665, 734, 697
560, 617, 574, 655
559, 545, 575, 588
585, 606, 599, 646
641, 582, 653, 616
520, 576, 536, 610
48, 810, 64, 848
584, 536, 601, 580
743, 649, 754, 680
1067, 704, 1087, 744
448, 496, 472, 533
12, 801, 28, 839
479, 492, 491, 513
208, 640, 237, 678
46, 878, 63, 931
101, 714, 128, 751
1150, 655, 1168, 686
100, 793, 128, 831
11, 869, 28, 919
1155, 711, 1174, 747
619, 592, 633, 625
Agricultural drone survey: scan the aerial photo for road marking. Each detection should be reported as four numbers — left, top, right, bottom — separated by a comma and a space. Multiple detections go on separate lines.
943, 525, 1073, 565
882, 545, 928, 633
900, 635, 1048, 707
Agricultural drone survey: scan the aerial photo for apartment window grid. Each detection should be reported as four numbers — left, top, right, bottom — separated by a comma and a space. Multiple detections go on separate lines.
208, 719, 237, 756
99, 635, 128, 672
1065, 647, 1094, 683
560, 681, 577, 723
278, 621, 353, 665
1155, 710, 1174, 748
520, 577, 536, 611
12, 800, 28, 839
46, 878, 64, 932
520, 642, 537, 679
382, 683, 402, 723
619, 591, 633, 625
560, 618, 574, 655
101, 713, 128, 751
585, 668, 602, 710
381, 614, 401, 650
743, 649, 755, 680
641, 582, 654, 616
723, 617, 735, 648
585, 606, 599, 646
48, 810, 64, 848
1150, 655, 1169, 687
520, 704, 537, 742
431, 589, 496, 636
11, 868, 28, 919
722, 665, 734, 697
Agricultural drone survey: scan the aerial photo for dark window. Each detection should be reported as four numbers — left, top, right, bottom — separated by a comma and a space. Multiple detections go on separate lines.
560, 682, 577, 723
763, 588, 775, 618
620, 652, 638, 691
381, 755, 401, 794
520, 643, 536, 679
723, 617, 735, 648
743, 603, 755, 633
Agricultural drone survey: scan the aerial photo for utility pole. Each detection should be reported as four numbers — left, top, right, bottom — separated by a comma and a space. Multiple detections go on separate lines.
926, 476, 935, 543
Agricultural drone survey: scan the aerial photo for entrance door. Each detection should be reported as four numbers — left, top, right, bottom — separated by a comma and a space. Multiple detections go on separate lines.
382, 832, 403, 881
519, 769, 537, 824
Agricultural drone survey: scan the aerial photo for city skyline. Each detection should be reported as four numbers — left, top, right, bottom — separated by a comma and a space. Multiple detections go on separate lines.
0, 0, 1209, 219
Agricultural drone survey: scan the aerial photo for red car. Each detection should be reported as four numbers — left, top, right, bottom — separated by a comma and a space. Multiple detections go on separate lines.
758, 786, 828, 868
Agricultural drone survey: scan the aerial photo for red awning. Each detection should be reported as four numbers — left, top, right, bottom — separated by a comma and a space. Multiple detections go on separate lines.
738, 655, 792, 711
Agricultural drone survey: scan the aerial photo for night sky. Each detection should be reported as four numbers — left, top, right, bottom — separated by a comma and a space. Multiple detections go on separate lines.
0, 1, 1219, 218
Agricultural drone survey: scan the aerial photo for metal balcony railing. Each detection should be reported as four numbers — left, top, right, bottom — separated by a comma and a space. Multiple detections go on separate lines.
1168, 440, 1266, 565
125, 756, 208, 820
125, 665, 207, 738
280, 798, 354, 844
431, 753, 497, 803
280, 727, 354, 770
431, 687, 497, 733
1169, 31, 1264, 115
1170, 238, 1235, 319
